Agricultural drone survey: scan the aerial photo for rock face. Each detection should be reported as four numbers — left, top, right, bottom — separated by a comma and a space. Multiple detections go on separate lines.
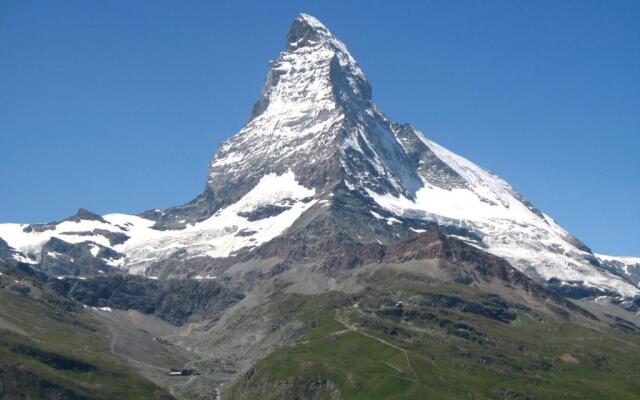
50, 275, 245, 326
0, 14, 637, 299
0, 238, 17, 263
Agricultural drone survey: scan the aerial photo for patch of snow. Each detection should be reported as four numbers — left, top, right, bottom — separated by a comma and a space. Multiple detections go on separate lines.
104, 255, 125, 268
47, 251, 60, 259
12, 253, 36, 264
344, 180, 356, 191
386, 217, 402, 225
194, 275, 217, 280
89, 244, 100, 257
211, 152, 244, 167
370, 211, 384, 220
84, 305, 113, 312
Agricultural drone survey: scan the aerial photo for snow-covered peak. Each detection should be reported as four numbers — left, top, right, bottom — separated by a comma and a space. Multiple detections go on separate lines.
247, 14, 369, 122
205, 14, 380, 211
204, 15, 639, 298
286, 13, 334, 49
1, 15, 636, 299
285, 13, 362, 73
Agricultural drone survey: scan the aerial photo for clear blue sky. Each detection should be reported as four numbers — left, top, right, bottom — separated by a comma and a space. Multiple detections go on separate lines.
1, 1, 638, 256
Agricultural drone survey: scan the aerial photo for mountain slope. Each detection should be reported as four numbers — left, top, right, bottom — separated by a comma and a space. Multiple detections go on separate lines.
221, 230, 640, 399
0, 262, 173, 399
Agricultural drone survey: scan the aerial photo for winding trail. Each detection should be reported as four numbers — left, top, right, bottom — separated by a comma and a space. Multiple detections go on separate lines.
334, 313, 419, 380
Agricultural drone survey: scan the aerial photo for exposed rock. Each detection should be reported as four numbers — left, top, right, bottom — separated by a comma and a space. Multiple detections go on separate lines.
38, 237, 121, 277
559, 353, 580, 364
50, 275, 244, 326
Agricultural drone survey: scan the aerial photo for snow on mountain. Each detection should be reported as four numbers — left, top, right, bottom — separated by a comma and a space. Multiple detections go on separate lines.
0, 14, 637, 298
368, 130, 637, 296
206, 13, 420, 214
0, 171, 315, 273
596, 254, 640, 266
106, 171, 315, 273
0, 214, 123, 265
595, 254, 640, 289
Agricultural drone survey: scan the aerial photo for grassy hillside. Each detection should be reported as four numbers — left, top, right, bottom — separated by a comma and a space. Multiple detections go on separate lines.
228, 279, 640, 400
0, 265, 173, 399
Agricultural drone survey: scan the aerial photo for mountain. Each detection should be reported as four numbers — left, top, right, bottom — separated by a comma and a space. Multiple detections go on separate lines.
1, 13, 639, 399
0, 14, 636, 298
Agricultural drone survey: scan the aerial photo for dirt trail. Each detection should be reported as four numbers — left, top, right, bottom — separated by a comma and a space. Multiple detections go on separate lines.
334, 313, 419, 380
384, 362, 403, 373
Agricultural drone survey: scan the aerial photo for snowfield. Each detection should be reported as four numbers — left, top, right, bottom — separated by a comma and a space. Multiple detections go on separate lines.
107, 170, 316, 272
0, 171, 316, 274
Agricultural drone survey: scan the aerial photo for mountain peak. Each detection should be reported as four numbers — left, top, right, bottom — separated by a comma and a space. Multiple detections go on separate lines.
244, 13, 369, 126
286, 13, 333, 51
284, 13, 364, 84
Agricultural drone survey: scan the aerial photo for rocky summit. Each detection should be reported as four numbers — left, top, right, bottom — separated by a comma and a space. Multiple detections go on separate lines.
1, 14, 639, 400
